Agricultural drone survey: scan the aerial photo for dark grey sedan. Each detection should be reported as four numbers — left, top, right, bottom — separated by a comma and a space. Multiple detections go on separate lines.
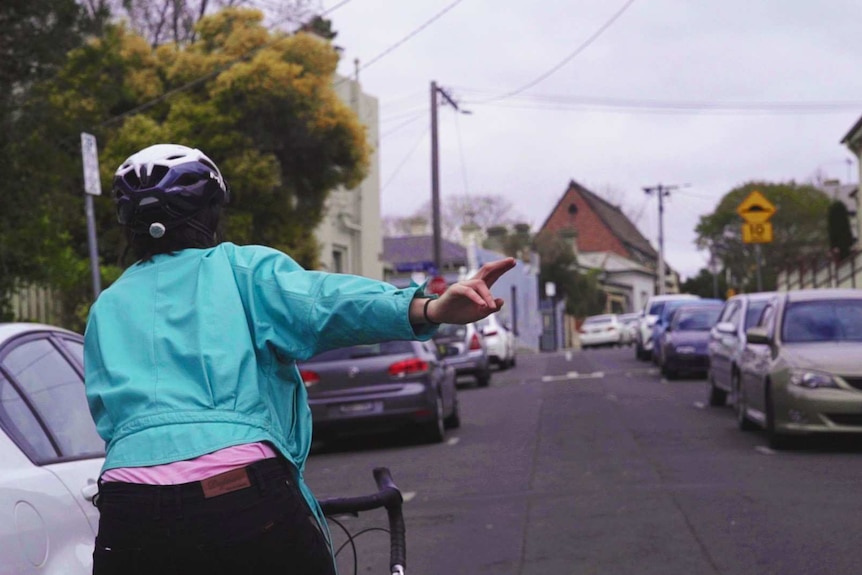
299, 339, 460, 443
658, 304, 723, 379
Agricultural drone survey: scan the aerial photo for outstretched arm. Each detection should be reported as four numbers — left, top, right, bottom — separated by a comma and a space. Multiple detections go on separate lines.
409, 258, 517, 326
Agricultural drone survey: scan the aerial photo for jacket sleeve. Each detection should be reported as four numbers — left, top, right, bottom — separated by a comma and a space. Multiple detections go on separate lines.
234, 246, 437, 361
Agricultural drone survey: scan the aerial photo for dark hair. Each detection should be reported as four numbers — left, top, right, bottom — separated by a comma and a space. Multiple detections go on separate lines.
125, 205, 223, 263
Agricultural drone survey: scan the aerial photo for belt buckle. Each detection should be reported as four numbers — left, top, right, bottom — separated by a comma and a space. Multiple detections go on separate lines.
201, 467, 252, 498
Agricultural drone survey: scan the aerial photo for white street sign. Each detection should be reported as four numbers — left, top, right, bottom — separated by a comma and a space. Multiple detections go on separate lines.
81, 132, 102, 196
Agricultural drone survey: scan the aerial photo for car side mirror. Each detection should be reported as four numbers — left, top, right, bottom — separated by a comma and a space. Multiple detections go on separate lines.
715, 321, 735, 334
745, 327, 770, 345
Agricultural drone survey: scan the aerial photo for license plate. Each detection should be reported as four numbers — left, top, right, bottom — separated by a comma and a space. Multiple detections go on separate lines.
337, 401, 380, 415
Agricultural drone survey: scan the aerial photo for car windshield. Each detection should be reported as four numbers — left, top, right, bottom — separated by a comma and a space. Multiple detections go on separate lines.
744, 300, 768, 329
307, 341, 415, 362
782, 300, 862, 343
584, 317, 613, 325
671, 308, 722, 331
648, 302, 665, 316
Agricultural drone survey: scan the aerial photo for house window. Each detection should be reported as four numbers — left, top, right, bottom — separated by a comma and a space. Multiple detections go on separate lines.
332, 247, 346, 273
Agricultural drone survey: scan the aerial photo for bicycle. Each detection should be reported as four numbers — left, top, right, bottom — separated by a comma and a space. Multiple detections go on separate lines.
318, 467, 406, 575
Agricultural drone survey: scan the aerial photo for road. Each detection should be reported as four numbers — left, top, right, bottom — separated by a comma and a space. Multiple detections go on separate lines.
305, 346, 862, 575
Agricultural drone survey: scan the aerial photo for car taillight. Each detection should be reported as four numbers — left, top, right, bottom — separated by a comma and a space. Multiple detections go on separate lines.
469, 333, 482, 350
300, 370, 320, 387
606, 326, 616, 332
485, 329, 498, 336
388, 357, 429, 378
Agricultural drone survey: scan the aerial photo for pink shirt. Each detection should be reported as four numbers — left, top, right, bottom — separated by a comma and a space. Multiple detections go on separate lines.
101, 442, 278, 485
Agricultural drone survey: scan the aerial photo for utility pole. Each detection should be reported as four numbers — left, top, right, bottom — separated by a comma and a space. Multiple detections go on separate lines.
430, 81, 467, 274
644, 183, 687, 295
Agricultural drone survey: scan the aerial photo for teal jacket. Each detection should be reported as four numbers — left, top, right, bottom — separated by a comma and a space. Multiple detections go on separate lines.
84, 242, 434, 523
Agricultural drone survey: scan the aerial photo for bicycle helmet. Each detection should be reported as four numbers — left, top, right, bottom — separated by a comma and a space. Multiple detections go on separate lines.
113, 144, 229, 238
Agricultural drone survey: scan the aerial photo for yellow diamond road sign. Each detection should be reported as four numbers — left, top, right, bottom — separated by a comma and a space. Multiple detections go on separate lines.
736, 190, 776, 224
742, 222, 773, 244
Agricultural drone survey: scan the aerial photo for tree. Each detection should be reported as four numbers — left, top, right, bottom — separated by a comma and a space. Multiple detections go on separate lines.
827, 200, 854, 261
695, 181, 830, 292
384, 193, 524, 242
680, 267, 728, 300
533, 229, 606, 317
6, 7, 368, 328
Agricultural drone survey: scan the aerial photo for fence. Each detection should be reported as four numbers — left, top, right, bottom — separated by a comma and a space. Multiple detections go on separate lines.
6, 283, 63, 324
777, 252, 861, 291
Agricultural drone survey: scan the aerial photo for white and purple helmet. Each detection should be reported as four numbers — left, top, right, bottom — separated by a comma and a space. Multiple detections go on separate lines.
112, 144, 229, 232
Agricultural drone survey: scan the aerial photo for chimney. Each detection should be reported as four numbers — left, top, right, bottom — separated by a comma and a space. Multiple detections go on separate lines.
407, 216, 428, 236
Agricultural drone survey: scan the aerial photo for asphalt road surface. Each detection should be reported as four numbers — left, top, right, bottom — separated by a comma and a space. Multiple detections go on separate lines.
305, 346, 862, 575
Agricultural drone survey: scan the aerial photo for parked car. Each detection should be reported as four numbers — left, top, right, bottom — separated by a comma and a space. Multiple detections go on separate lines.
706, 292, 776, 407
618, 312, 641, 346
300, 339, 459, 443
736, 288, 862, 449
431, 322, 492, 387
652, 299, 722, 367
579, 314, 623, 348
657, 304, 723, 379
479, 312, 517, 369
634, 294, 700, 360
0, 322, 105, 575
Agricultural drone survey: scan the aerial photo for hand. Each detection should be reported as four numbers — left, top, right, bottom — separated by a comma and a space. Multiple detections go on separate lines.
425, 258, 517, 325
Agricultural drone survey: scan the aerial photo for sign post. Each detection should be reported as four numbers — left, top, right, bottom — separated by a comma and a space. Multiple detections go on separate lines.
81, 132, 102, 299
736, 190, 776, 292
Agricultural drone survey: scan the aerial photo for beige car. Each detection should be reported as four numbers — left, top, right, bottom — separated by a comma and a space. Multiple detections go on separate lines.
737, 288, 862, 449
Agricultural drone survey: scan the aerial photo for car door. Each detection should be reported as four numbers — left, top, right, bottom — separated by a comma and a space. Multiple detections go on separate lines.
0, 330, 105, 575
739, 302, 778, 422
711, 300, 741, 389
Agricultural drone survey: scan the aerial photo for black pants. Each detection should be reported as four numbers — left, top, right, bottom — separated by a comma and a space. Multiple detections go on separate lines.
92, 457, 336, 575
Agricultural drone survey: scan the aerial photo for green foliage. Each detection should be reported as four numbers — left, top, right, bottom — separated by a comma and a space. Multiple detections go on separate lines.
533, 230, 606, 317
827, 200, 854, 261
680, 268, 728, 300
695, 181, 830, 292
2, 7, 368, 329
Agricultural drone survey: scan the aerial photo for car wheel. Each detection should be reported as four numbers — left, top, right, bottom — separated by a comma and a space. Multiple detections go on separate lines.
735, 372, 756, 431
707, 371, 728, 407
444, 393, 461, 429
765, 384, 793, 450
663, 365, 677, 380
421, 392, 446, 443
510, 354, 517, 367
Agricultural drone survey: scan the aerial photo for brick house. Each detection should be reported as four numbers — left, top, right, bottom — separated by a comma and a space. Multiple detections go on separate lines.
538, 180, 676, 314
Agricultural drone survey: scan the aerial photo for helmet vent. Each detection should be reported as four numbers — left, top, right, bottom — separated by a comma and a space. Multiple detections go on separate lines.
166, 154, 185, 160
146, 165, 170, 187
174, 173, 202, 187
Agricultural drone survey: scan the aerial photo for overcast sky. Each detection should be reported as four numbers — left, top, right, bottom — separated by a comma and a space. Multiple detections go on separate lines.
321, 0, 862, 279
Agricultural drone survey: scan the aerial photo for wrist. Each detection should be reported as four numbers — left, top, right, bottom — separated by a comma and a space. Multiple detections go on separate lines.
423, 298, 440, 325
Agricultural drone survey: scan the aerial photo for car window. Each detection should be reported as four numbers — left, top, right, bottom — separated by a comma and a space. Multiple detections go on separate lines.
0, 370, 56, 463
782, 300, 862, 343
648, 302, 665, 316
744, 300, 768, 330
60, 337, 84, 367
758, 304, 776, 330
307, 341, 416, 362
434, 324, 468, 338
724, 302, 741, 327
672, 308, 722, 331
583, 317, 613, 325
1, 338, 104, 460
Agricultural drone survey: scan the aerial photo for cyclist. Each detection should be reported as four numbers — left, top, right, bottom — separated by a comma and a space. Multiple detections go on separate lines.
84, 143, 515, 575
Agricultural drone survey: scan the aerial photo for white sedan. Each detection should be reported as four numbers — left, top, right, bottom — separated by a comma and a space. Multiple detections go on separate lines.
0, 323, 105, 575
579, 314, 624, 348
479, 313, 517, 369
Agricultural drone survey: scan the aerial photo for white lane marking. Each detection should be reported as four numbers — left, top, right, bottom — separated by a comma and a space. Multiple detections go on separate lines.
693, 401, 706, 409
755, 446, 776, 455
446, 437, 460, 446
541, 371, 605, 382
565, 351, 573, 361
402, 491, 417, 502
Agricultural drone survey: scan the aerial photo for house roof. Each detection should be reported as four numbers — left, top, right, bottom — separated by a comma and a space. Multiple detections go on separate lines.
841, 114, 862, 150
540, 180, 658, 262
382, 235, 467, 271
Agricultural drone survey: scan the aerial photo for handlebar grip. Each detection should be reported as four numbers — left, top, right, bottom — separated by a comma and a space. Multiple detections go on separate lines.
373, 467, 406, 572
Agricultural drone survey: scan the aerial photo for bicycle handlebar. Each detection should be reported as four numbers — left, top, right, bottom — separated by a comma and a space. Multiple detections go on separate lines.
318, 467, 406, 575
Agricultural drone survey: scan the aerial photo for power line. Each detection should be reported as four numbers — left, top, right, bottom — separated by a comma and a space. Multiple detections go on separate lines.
468, 0, 637, 104
381, 125, 430, 192
380, 111, 427, 139
450, 91, 862, 115
335, 0, 467, 87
